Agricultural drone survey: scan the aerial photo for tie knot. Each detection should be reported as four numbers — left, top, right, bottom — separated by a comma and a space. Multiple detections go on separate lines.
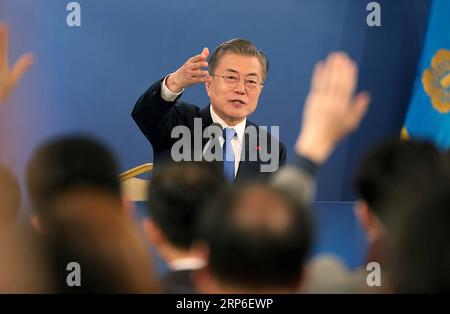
223, 128, 236, 141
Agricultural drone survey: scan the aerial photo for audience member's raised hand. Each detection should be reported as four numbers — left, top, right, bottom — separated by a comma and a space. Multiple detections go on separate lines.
0, 23, 34, 104
296, 52, 370, 164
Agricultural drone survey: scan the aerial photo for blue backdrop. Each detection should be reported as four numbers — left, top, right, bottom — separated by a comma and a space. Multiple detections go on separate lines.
0, 0, 430, 202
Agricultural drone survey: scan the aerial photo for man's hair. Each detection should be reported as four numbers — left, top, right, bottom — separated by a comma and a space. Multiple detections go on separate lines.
355, 138, 445, 223
198, 183, 312, 290
208, 38, 269, 81
148, 161, 225, 249
390, 181, 450, 293
26, 135, 121, 219
0, 166, 21, 224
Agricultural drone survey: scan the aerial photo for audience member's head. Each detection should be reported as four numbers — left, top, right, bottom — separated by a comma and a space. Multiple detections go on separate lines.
0, 165, 21, 226
0, 225, 52, 292
44, 187, 159, 293
354, 138, 445, 243
390, 181, 450, 293
26, 135, 121, 231
25, 135, 159, 292
0, 166, 51, 293
195, 183, 312, 293
144, 161, 225, 264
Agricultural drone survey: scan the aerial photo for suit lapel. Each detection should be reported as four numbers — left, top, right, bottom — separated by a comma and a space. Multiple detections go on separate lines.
199, 105, 214, 148
235, 121, 261, 182
199, 105, 223, 174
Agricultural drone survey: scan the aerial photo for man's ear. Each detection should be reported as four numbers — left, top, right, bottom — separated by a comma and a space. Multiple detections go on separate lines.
191, 241, 214, 293
193, 263, 215, 294
354, 200, 378, 241
205, 75, 212, 97
121, 197, 135, 217
142, 218, 163, 246
190, 240, 209, 260
354, 200, 370, 229
30, 213, 41, 234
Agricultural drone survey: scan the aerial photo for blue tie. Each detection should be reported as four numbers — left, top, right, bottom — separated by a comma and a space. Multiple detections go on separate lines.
223, 128, 236, 182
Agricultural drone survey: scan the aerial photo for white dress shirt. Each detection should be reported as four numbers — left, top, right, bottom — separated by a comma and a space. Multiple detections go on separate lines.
169, 257, 206, 272
160, 76, 245, 177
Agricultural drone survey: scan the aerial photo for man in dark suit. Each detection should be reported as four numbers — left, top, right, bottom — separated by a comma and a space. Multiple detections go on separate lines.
132, 38, 285, 183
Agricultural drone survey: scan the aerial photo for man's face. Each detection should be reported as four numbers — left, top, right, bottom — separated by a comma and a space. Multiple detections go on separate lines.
205, 53, 264, 126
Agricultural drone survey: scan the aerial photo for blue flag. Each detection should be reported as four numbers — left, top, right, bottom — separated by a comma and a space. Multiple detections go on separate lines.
403, 0, 450, 149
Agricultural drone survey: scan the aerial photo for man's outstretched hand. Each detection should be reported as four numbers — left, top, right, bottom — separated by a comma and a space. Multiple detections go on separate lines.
0, 23, 34, 104
165, 47, 210, 93
296, 52, 370, 164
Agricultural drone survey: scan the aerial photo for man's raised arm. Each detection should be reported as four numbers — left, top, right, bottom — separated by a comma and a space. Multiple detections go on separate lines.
131, 48, 209, 148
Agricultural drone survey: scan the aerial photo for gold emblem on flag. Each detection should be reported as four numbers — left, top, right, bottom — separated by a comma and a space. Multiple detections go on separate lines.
422, 49, 450, 113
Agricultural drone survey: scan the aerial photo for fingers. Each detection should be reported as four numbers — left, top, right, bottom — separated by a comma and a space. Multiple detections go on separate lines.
321, 52, 344, 93
189, 47, 209, 63
310, 61, 324, 92
189, 69, 209, 80
189, 60, 208, 71
349, 91, 370, 129
338, 56, 357, 99
188, 54, 204, 63
319, 53, 357, 97
187, 48, 209, 74
11, 52, 34, 86
183, 48, 209, 85
173, 47, 210, 89
201, 47, 209, 59
0, 22, 9, 69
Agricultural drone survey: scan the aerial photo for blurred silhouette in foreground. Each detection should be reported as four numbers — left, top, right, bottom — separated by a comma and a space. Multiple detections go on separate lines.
25, 135, 159, 292
195, 183, 312, 293
143, 161, 225, 293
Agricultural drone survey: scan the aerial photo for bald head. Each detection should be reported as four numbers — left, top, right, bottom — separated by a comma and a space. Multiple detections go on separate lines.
231, 184, 297, 236
198, 183, 312, 292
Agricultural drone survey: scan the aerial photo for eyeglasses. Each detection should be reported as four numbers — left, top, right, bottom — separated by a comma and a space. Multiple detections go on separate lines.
210, 73, 264, 90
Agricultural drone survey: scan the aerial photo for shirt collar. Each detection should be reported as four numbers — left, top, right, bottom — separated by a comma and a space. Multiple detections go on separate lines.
210, 105, 246, 144
168, 257, 206, 271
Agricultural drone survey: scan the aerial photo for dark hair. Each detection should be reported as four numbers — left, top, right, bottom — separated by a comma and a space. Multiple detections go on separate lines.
148, 161, 225, 249
355, 138, 445, 223
198, 183, 312, 289
208, 38, 269, 81
0, 165, 21, 224
26, 135, 121, 218
390, 181, 450, 293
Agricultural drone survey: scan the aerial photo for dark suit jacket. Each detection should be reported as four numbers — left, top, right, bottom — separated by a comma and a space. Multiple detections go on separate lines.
132, 78, 286, 183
